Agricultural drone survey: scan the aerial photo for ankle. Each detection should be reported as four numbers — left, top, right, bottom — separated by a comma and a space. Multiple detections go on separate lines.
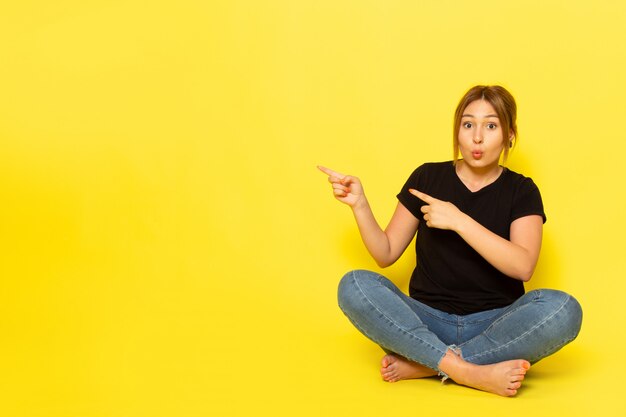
438, 349, 472, 381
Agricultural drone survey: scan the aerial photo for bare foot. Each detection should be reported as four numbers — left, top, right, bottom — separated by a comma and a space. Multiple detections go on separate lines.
440, 350, 530, 397
380, 354, 438, 382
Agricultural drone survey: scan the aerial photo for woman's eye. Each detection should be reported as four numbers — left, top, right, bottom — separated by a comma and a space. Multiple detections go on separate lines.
463, 122, 472, 128
487, 123, 497, 129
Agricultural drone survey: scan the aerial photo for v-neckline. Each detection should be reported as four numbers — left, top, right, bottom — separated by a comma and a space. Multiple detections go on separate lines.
453, 162, 506, 194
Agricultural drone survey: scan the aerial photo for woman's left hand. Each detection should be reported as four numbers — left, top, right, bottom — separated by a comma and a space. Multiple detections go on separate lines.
409, 189, 465, 231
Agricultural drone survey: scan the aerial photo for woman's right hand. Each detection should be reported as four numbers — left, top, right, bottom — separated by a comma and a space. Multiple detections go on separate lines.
317, 165, 366, 208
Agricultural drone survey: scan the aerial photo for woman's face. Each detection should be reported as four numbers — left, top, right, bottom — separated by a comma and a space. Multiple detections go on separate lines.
458, 99, 507, 169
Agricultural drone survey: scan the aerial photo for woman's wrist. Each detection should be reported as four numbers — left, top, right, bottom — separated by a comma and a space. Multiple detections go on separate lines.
351, 196, 370, 213
453, 211, 472, 234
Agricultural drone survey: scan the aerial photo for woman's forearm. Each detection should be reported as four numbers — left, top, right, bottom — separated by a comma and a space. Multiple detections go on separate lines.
351, 199, 393, 267
454, 213, 541, 282
411, 189, 542, 282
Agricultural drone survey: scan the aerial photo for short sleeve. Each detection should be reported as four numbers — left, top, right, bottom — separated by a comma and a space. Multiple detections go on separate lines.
511, 177, 547, 223
397, 165, 428, 220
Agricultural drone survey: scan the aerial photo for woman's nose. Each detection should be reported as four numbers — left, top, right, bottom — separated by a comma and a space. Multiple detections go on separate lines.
473, 136, 483, 144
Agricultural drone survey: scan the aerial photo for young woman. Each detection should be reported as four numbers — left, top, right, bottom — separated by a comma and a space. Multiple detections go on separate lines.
318, 85, 582, 397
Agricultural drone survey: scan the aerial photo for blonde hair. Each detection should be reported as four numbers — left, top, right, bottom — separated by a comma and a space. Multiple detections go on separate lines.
453, 85, 518, 164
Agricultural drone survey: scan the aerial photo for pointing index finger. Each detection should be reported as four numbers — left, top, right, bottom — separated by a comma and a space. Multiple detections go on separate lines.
409, 189, 435, 204
317, 165, 345, 179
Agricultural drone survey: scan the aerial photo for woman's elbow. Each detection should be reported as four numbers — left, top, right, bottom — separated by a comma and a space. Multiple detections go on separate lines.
512, 249, 539, 282
374, 253, 399, 268
375, 259, 393, 268
517, 263, 537, 282
372, 250, 398, 269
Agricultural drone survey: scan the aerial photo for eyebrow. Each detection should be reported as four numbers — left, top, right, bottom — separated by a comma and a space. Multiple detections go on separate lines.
462, 113, 499, 118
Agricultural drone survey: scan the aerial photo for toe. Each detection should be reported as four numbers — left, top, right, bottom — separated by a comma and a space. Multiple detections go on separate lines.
511, 367, 527, 377
381, 368, 395, 379
381, 355, 396, 368
511, 373, 525, 381
382, 373, 396, 382
511, 374, 525, 382
505, 388, 518, 397
383, 372, 398, 379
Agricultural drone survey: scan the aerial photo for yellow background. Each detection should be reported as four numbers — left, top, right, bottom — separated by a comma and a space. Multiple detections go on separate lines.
1, 1, 624, 416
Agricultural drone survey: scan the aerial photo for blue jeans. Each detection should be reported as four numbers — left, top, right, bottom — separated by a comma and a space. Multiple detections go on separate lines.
338, 270, 582, 374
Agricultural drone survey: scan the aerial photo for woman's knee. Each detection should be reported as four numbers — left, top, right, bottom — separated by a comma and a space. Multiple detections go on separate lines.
337, 269, 380, 313
536, 289, 583, 339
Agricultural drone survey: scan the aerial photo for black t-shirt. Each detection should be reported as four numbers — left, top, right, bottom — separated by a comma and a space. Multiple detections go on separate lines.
397, 161, 546, 315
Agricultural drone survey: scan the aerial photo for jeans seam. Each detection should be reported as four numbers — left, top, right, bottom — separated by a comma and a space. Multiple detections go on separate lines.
463, 293, 571, 362
350, 272, 448, 364
480, 290, 542, 328
409, 300, 457, 325
462, 310, 505, 325
530, 333, 578, 363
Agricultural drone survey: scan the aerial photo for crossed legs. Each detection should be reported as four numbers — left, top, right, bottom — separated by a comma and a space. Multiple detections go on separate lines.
338, 270, 582, 396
